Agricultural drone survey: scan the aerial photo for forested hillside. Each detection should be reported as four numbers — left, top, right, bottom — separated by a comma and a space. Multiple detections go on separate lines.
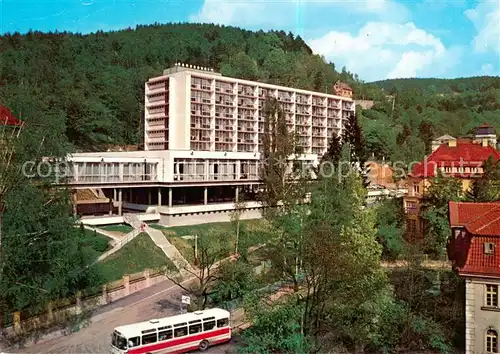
0, 23, 358, 151
372, 77, 500, 94
360, 77, 500, 164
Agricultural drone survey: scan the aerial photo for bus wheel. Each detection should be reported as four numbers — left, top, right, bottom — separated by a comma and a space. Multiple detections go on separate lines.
199, 340, 210, 351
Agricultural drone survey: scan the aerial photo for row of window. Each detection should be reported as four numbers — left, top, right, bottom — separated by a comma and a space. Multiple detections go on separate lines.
128, 317, 229, 348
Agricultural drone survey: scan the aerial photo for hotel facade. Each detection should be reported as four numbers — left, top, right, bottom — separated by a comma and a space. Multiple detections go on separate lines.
67, 64, 355, 225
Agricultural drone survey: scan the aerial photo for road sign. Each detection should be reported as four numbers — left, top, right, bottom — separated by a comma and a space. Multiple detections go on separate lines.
181, 295, 190, 305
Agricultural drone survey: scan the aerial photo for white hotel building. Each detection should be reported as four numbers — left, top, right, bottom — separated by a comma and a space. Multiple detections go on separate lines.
67, 64, 355, 225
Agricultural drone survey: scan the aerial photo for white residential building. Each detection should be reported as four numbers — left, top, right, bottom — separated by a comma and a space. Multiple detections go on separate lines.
67, 64, 355, 226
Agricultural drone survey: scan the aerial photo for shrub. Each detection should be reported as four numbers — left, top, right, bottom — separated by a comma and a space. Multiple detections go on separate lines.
91, 237, 109, 253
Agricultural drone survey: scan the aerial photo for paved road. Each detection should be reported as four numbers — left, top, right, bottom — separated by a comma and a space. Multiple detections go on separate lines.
14, 279, 238, 354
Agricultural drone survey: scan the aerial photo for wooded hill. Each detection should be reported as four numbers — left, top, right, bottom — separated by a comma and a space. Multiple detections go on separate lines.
1, 22, 498, 163
371, 77, 500, 94
360, 76, 500, 164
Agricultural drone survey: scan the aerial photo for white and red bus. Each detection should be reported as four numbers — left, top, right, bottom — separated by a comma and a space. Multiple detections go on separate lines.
110, 308, 231, 354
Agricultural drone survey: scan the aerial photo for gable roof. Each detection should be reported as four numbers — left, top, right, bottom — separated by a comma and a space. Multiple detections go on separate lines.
0, 105, 24, 127
410, 139, 500, 178
449, 201, 500, 235
433, 134, 456, 141
333, 80, 352, 91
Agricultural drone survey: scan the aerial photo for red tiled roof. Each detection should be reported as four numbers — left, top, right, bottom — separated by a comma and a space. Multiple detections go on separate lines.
410, 139, 500, 178
449, 201, 500, 228
0, 105, 24, 126
448, 201, 500, 277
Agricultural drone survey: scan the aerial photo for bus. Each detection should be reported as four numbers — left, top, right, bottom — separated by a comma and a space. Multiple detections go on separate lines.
110, 308, 231, 354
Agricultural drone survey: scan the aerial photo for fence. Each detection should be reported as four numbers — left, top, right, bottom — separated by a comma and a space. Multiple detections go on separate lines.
4, 267, 176, 337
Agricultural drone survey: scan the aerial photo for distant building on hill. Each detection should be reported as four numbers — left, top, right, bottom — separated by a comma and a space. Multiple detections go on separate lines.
333, 81, 353, 98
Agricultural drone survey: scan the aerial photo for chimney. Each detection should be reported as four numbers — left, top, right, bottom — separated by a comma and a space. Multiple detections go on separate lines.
448, 140, 457, 147
482, 138, 489, 147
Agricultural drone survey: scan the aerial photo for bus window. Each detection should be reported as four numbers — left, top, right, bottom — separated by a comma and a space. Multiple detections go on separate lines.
189, 323, 202, 334
112, 332, 127, 350
203, 321, 216, 331
159, 329, 172, 341
128, 337, 140, 348
142, 333, 157, 345
174, 326, 187, 337
217, 318, 229, 328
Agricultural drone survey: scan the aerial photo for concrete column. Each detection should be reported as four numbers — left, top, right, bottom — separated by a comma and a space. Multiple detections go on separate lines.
47, 302, 54, 325
101, 285, 108, 306
13, 311, 21, 334
72, 191, 77, 217
73, 164, 79, 183
119, 163, 124, 182
235, 186, 239, 202
113, 188, 117, 201
148, 189, 152, 205
204, 187, 208, 205
168, 188, 172, 207
75, 291, 82, 315
118, 188, 123, 216
158, 188, 162, 206
123, 275, 130, 296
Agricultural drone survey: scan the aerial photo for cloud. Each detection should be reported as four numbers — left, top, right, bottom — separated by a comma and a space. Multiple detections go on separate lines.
189, 0, 409, 28
189, 0, 459, 80
481, 63, 493, 74
464, 1, 500, 53
307, 22, 452, 81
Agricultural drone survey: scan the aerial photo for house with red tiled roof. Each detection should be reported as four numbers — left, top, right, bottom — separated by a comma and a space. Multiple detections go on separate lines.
403, 124, 500, 239
447, 201, 500, 354
0, 105, 24, 152
0, 105, 24, 127
333, 81, 353, 98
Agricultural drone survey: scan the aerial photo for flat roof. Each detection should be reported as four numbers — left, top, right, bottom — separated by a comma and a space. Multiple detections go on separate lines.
148, 68, 352, 101
114, 308, 230, 338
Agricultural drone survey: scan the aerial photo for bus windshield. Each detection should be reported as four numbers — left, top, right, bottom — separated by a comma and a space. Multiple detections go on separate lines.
112, 332, 127, 350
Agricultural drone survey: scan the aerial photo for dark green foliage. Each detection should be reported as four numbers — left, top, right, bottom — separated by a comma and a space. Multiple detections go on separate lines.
466, 156, 500, 201
211, 259, 258, 305
239, 301, 313, 354
375, 198, 406, 260
389, 269, 465, 352
421, 173, 464, 256
372, 77, 500, 94
418, 120, 434, 154
322, 131, 342, 164
0, 98, 104, 319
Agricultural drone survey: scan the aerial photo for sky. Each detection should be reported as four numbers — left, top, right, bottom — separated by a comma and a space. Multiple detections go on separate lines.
1, 0, 499, 82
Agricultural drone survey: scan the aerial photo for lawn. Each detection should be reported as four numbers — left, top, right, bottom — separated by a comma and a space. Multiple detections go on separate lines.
81, 229, 113, 257
99, 233, 176, 283
99, 223, 133, 234
166, 219, 267, 236
160, 219, 272, 265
